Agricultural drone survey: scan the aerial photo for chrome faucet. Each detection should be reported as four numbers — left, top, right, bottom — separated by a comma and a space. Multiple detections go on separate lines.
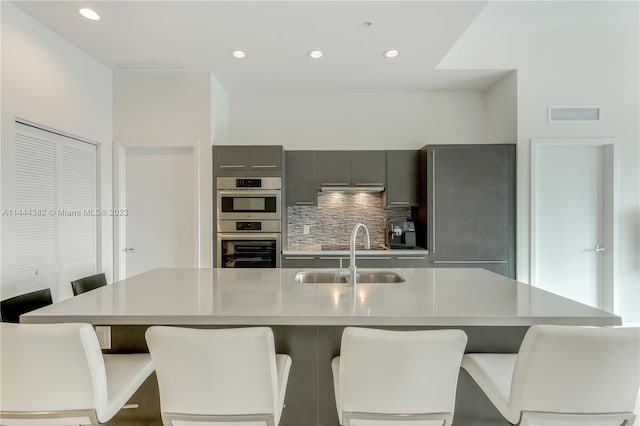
348, 223, 370, 287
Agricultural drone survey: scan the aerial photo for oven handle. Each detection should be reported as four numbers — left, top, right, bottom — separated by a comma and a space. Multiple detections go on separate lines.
217, 190, 281, 196
217, 233, 281, 241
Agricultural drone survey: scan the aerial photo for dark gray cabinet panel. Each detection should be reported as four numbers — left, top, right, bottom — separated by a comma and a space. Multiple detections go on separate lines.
317, 151, 351, 186
248, 145, 282, 171
424, 144, 516, 278
351, 151, 386, 186
214, 145, 282, 176
356, 257, 393, 268
285, 151, 318, 206
214, 146, 248, 172
385, 150, 419, 207
392, 255, 429, 268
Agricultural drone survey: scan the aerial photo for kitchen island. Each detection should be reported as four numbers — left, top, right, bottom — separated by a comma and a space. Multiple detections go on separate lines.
22, 268, 621, 426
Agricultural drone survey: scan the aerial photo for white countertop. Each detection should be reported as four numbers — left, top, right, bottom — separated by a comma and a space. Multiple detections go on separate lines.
22, 268, 620, 326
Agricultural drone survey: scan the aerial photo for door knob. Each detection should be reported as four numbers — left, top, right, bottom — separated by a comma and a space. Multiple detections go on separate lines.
125, 247, 136, 253
594, 245, 606, 252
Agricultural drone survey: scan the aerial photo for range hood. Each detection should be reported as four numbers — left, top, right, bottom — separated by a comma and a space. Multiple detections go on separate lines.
320, 184, 385, 193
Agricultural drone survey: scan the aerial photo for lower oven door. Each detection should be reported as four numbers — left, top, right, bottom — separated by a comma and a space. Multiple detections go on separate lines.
217, 233, 281, 268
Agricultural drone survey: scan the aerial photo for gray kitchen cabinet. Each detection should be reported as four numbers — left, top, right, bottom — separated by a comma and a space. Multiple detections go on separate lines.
392, 255, 429, 268
422, 144, 516, 278
214, 145, 282, 176
281, 256, 319, 269
317, 151, 351, 186
356, 256, 393, 268
351, 151, 386, 187
384, 150, 419, 207
285, 151, 319, 206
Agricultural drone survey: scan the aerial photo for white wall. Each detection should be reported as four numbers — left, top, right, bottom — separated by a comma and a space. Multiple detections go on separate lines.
484, 71, 517, 143
0, 2, 113, 298
229, 91, 486, 149
112, 71, 213, 270
440, 1, 640, 322
211, 74, 229, 146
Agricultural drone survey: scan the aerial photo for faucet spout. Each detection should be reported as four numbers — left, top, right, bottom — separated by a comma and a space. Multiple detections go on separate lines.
348, 223, 370, 288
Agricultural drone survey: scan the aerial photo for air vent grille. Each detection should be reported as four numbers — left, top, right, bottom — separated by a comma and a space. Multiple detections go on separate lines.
114, 61, 184, 70
548, 106, 600, 122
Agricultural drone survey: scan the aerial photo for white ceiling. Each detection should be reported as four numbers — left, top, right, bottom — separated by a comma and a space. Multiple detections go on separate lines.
12, 0, 520, 93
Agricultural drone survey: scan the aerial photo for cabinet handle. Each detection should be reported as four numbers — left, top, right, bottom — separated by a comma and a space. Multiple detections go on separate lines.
319, 257, 348, 260
431, 150, 436, 254
294, 201, 314, 205
366, 257, 392, 260
355, 183, 384, 186
252, 165, 277, 168
390, 201, 410, 205
219, 165, 244, 168
432, 260, 507, 264
321, 183, 348, 186
285, 256, 314, 260
396, 256, 426, 260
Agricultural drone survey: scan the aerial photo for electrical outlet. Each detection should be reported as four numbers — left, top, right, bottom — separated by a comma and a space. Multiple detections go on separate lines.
95, 326, 111, 350
303, 225, 311, 235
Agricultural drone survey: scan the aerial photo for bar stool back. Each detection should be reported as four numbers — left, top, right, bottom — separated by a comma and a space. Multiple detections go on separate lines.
332, 327, 468, 426
462, 325, 640, 425
0, 323, 154, 425
71, 273, 107, 296
145, 326, 292, 426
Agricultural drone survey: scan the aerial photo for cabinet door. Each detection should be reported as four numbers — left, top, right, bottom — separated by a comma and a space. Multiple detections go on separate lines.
393, 255, 429, 268
316, 257, 348, 268
356, 257, 393, 268
351, 151, 386, 187
317, 151, 351, 187
281, 256, 317, 269
428, 145, 514, 264
248, 145, 282, 171
385, 150, 419, 207
214, 146, 248, 172
286, 151, 318, 206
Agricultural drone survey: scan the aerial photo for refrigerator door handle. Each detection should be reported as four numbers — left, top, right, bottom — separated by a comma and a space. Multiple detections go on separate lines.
431, 150, 436, 253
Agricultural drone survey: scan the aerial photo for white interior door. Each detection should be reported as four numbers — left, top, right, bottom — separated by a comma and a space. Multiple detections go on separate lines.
123, 146, 197, 278
531, 140, 614, 309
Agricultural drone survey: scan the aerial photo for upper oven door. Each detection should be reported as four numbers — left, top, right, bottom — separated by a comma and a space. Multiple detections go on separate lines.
217, 190, 281, 220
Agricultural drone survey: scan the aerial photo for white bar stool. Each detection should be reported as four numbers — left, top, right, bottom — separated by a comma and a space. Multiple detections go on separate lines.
0, 323, 154, 425
461, 324, 640, 425
145, 326, 292, 426
332, 327, 468, 426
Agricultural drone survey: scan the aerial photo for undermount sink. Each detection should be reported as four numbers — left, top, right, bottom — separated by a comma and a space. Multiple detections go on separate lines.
295, 270, 405, 284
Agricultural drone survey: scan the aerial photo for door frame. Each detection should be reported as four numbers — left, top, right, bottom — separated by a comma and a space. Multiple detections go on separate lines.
116, 144, 200, 280
530, 138, 617, 311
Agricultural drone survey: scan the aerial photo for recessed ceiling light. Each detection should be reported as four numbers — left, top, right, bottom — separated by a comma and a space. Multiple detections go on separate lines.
308, 50, 324, 60
232, 50, 246, 59
79, 8, 100, 21
383, 49, 399, 59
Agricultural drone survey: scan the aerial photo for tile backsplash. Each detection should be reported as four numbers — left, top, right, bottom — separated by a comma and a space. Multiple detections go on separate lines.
287, 192, 411, 248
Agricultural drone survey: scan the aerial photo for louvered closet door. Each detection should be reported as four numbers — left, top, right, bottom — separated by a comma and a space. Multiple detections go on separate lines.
14, 124, 59, 299
13, 123, 97, 301
59, 136, 97, 298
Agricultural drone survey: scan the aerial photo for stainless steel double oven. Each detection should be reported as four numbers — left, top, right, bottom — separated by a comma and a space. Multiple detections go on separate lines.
216, 177, 281, 268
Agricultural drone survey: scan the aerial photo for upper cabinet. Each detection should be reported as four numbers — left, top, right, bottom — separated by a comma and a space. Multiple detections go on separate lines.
214, 145, 283, 176
383, 150, 419, 207
317, 151, 351, 186
285, 151, 318, 206
351, 151, 386, 187
316, 151, 386, 188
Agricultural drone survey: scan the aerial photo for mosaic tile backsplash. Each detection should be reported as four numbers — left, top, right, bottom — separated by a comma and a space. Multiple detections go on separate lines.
287, 192, 412, 249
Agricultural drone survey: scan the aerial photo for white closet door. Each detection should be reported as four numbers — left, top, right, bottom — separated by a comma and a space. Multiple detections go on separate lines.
59, 137, 97, 299
12, 122, 98, 301
14, 123, 59, 299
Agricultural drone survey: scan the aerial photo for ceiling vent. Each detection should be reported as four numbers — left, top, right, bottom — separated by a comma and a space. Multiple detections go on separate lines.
548, 106, 600, 122
114, 61, 184, 70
